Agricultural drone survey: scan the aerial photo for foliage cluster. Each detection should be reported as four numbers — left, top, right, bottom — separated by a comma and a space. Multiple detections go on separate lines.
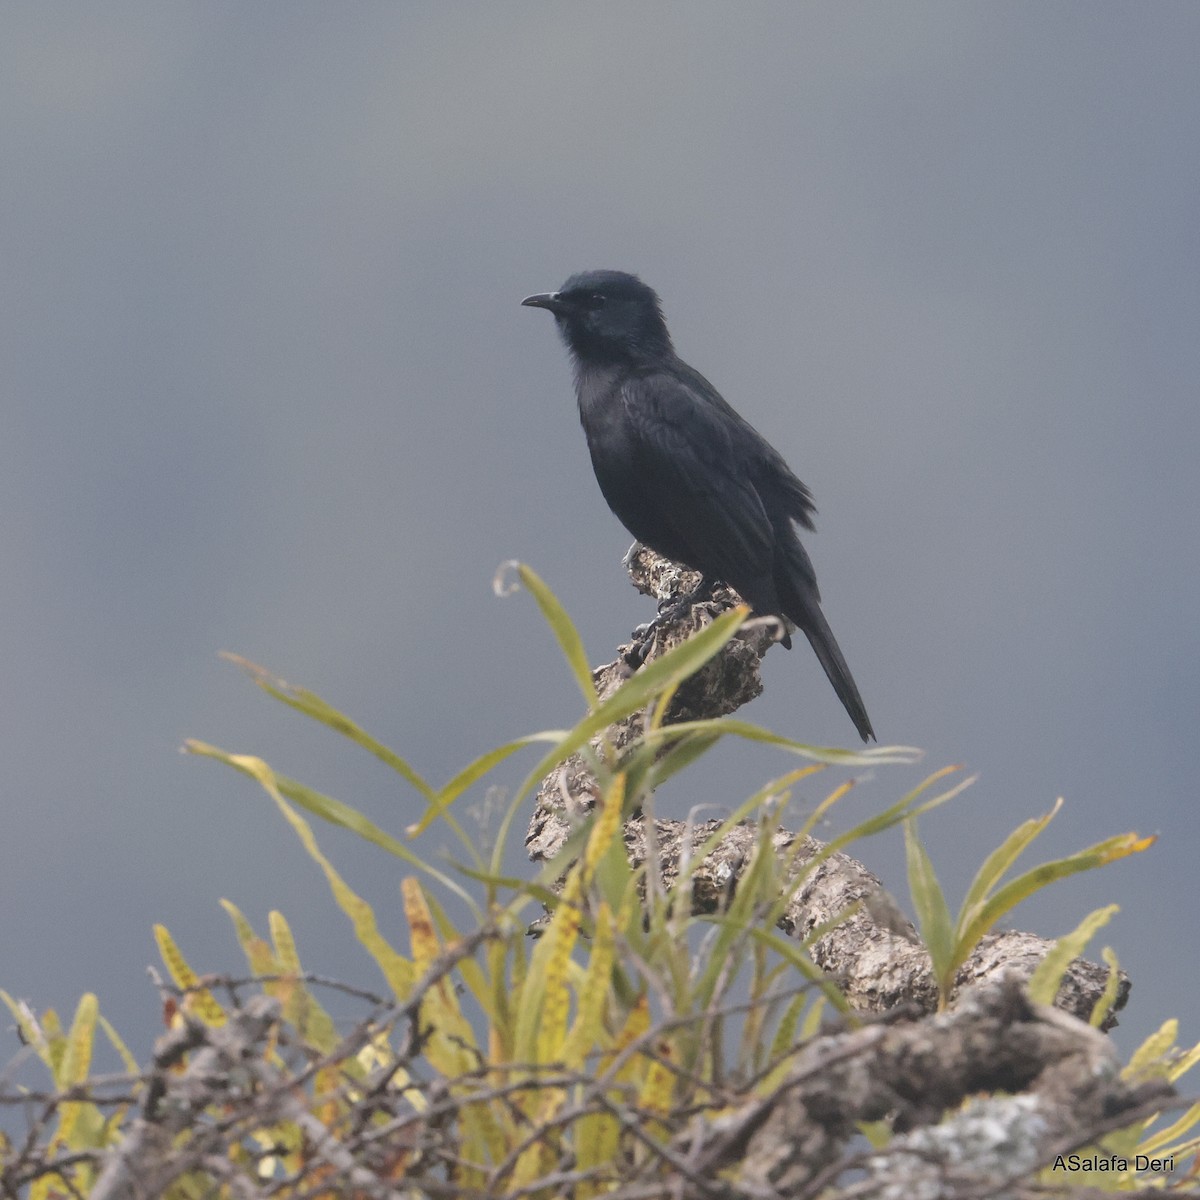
0, 565, 1194, 1198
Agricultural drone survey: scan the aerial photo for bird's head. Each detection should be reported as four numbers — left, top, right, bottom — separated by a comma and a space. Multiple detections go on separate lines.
522, 270, 673, 363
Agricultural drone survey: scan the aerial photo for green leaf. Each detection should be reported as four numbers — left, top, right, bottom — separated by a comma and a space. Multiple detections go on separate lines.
741, 923, 854, 1015
858, 1120, 893, 1150
770, 767, 975, 905
823, 767, 974, 854
767, 990, 811, 1069
219, 653, 434, 799
185, 739, 480, 912
407, 731, 562, 839
1027, 904, 1119, 1006
1089, 947, 1123, 1029
904, 818, 955, 994
1126, 1019, 1180, 1080
0, 991, 51, 1069
691, 820, 777, 1010
495, 561, 598, 709
97, 1015, 138, 1075
484, 606, 753, 881
953, 831, 1154, 975
673, 766, 828, 902
1139, 1100, 1200, 1155
525, 605, 749, 781
621, 729, 722, 798
956, 799, 1062, 940
1164, 1036, 1200, 1085
638, 717, 922, 767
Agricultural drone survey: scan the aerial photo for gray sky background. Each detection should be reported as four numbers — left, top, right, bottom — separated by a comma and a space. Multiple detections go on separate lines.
2, 4, 1197, 1063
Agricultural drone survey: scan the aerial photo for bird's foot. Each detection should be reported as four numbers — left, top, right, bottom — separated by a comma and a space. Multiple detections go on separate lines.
656, 574, 718, 623
623, 624, 655, 670
623, 576, 719, 668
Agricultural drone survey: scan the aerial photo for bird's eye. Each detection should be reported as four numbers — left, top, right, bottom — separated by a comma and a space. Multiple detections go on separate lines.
587, 293, 607, 309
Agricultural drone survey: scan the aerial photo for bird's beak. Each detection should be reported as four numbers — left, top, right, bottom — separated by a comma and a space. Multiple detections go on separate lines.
521, 291, 566, 314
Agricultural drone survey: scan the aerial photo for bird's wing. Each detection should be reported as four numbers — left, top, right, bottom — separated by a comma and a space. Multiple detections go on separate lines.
669, 359, 817, 532
622, 369, 776, 591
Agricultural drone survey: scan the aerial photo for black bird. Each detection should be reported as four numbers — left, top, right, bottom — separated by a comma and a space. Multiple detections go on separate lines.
522, 270, 875, 742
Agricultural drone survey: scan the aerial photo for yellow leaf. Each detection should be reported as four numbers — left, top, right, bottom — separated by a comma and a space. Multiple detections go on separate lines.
584, 773, 625, 879
575, 1107, 621, 1195
402, 876, 442, 976
537, 900, 580, 1068
0, 991, 53, 1072
400, 879, 487, 1112
221, 899, 279, 977
269, 910, 302, 974
638, 1043, 676, 1116
229, 755, 416, 1000
611, 993, 651, 1086
55, 994, 100, 1152
563, 901, 616, 1070
153, 924, 226, 1026
513, 863, 582, 1067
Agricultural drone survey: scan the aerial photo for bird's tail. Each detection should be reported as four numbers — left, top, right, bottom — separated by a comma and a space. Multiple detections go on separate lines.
792, 597, 876, 743
775, 530, 875, 742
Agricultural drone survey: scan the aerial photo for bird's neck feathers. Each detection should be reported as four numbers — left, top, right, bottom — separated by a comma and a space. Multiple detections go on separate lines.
556, 317, 673, 370
569, 352, 616, 409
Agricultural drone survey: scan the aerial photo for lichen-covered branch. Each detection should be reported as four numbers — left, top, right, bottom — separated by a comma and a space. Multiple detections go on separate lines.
689, 978, 1176, 1200
526, 546, 1129, 1026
